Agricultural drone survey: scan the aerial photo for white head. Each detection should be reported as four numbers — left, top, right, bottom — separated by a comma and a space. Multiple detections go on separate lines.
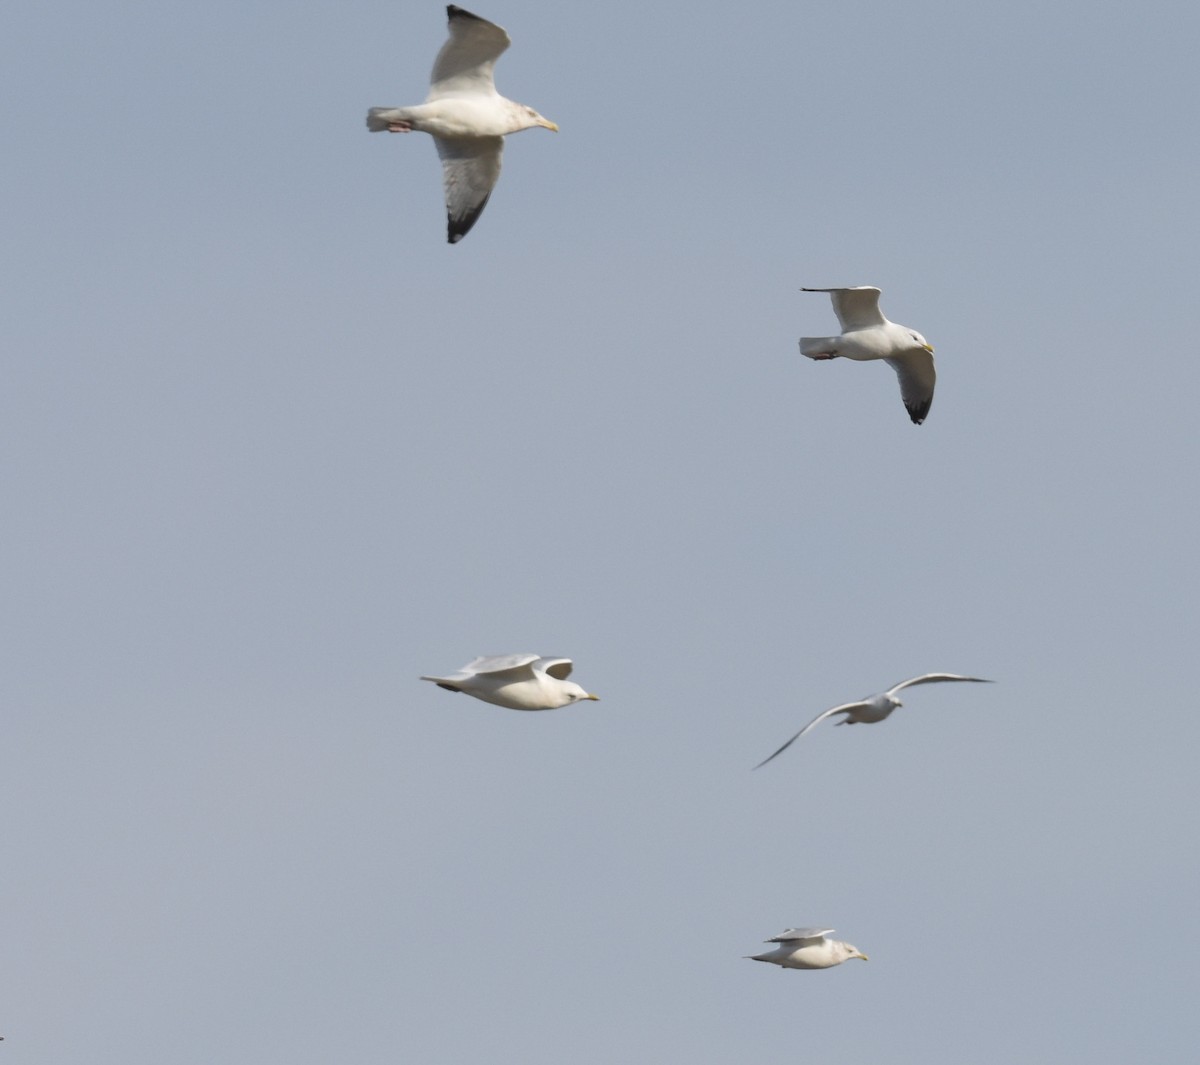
511, 102, 558, 132
560, 682, 599, 704
908, 330, 934, 354
839, 941, 869, 962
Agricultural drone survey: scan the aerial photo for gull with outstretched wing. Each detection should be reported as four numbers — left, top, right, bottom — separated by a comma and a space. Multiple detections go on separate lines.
367, 6, 558, 243
754, 673, 993, 768
799, 286, 937, 424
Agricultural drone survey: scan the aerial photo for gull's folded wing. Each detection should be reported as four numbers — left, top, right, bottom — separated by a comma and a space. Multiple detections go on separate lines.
766, 928, 833, 943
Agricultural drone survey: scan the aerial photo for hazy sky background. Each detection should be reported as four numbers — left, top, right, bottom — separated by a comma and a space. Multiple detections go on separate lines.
3, 1, 1199, 1062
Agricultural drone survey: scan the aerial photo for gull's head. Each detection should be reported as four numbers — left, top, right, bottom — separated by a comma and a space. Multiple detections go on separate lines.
521, 105, 558, 132
910, 330, 934, 354
837, 941, 868, 962
562, 682, 600, 704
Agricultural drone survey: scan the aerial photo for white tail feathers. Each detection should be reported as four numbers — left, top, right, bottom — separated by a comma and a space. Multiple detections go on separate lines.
366, 107, 403, 132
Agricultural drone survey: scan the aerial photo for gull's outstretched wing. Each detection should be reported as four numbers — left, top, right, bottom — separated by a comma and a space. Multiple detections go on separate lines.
886, 348, 936, 425
802, 287, 886, 331
884, 674, 993, 698
434, 135, 503, 243
429, 6, 511, 99
536, 658, 575, 680
765, 928, 833, 943
753, 701, 870, 769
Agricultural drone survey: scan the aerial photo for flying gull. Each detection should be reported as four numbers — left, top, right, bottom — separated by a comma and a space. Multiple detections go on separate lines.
366, 6, 558, 243
746, 928, 868, 970
799, 286, 937, 424
420, 654, 599, 710
754, 673, 993, 768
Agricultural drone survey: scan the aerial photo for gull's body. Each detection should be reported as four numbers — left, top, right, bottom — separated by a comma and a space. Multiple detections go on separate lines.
746, 928, 868, 970
754, 673, 993, 768
799, 286, 936, 424
366, 6, 558, 243
420, 654, 599, 711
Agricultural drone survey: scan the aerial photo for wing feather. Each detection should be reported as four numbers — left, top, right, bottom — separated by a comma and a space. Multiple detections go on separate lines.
429, 6, 511, 99
886, 348, 936, 425
537, 658, 574, 680
802, 287, 886, 331
766, 928, 833, 943
885, 673, 993, 697
753, 701, 869, 769
463, 653, 541, 676
435, 135, 503, 243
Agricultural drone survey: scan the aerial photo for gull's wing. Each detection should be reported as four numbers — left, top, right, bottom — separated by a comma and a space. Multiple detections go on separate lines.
429, 6, 511, 99
753, 701, 870, 769
886, 348, 936, 425
802, 287, 885, 331
463, 653, 541, 677
884, 674, 994, 698
536, 657, 575, 680
765, 928, 833, 943
435, 135, 503, 243
421, 653, 540, 688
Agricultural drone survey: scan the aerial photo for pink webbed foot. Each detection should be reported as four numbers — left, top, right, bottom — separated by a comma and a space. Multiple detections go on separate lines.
809, 352, 840, 361
387, 121, 413, 133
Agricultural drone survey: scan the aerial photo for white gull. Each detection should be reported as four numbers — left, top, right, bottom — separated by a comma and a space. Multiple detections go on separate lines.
367, 6, 558, 243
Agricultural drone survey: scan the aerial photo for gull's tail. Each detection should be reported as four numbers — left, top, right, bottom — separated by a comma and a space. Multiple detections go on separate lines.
799, 336, 840, 359
419, 675, 462, 693
366, 107, 404, 132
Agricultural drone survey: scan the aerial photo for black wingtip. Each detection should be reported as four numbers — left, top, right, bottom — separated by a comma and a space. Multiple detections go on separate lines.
448, 5, 485, 22
446, 192, 492, 244
906, 400, 931, 425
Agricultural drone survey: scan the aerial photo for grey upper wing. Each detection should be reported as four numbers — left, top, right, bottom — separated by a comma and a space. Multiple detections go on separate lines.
752, 702, 869, 769
536, 657, 575, 680
886, 348, 936, 425
463, 653, 541, 676
802, 286, 886, 331
429, 6, 511, 98
765, 927, 833, 943
885, 673, 994, 697
435, 135, 503, 243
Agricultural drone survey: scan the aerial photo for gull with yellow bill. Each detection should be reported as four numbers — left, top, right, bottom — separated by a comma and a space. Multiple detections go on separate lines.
367, 6, 558, 243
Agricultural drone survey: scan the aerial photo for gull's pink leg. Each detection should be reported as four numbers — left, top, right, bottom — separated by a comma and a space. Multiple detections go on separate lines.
809, 352, 840, 361
387, 121, 413, 133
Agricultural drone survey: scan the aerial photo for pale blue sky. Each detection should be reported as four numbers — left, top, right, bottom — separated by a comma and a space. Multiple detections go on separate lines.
3, 1, 1198, 1062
